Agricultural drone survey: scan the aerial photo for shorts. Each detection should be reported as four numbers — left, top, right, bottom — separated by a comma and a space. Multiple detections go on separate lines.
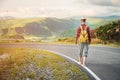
78, 42, 89, 57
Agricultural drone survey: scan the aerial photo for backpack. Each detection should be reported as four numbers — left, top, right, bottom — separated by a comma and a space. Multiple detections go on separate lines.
79, 26, 88, 43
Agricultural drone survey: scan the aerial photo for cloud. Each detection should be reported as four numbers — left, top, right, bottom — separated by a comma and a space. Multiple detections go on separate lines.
77, 0, 120, 7
0, 8, 78, 18
75, 0, 120, 16
0, 7, 102, 18
0, 6, 119, 18
104, 7, 120, 16
89, 0, 112, 6
0, 0, 120, 18
111, 0, 120, 6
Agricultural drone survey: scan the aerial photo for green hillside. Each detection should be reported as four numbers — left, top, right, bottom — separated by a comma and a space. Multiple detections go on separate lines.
57, 18, 111, 38
0, 17, 112, 40
57, 28, 76, 38
97, 19, 120, 43
0, 18, 46, 28
0, 17, 77, 39
0, 18, 46, 39
87, 18, 110, 29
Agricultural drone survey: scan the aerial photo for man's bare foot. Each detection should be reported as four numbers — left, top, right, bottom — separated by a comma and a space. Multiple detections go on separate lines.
82, 63, 86, 67
78, 61, 82, 65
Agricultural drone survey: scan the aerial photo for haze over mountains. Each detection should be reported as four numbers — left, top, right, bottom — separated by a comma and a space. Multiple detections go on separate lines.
0, 15, 120, 39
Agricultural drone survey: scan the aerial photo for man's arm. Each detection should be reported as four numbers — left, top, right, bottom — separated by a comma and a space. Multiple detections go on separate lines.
87, 26, 91, 44
75, 27, 80, 44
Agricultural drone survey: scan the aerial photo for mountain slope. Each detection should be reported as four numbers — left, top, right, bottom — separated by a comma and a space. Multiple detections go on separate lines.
57, 28, 76, 38
57, 18, 112, 38
0, 17, 114, 39
0, 17, 78, 39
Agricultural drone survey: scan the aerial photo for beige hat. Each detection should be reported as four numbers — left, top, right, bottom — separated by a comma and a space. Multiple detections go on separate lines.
81, 17, 86, 20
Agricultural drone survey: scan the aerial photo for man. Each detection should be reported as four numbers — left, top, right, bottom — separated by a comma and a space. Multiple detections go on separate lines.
75, 17, 91, 66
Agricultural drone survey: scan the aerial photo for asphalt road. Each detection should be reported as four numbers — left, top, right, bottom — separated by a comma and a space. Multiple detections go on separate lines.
0, 43, 120, 80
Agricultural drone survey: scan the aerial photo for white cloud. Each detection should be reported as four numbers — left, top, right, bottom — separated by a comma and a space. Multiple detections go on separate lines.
77, 0, 120, 7
0, 7, 101, 18
111, 0, 120, 6
0, 0, 120, 18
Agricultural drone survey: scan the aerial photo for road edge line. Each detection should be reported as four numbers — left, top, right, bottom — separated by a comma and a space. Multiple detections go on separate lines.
40, 49, 101, 80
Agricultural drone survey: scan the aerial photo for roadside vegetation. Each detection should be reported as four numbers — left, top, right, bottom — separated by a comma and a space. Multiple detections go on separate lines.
0, 48, 89, 80
0, 18, 119, 47
0, 39, 41, 43
97, 19, 120, 44
56, 19, 120, 47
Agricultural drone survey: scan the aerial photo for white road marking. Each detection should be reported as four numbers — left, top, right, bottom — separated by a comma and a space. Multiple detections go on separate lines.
40, 49, 101, 80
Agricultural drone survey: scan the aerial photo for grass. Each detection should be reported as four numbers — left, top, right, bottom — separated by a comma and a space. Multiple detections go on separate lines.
0, 48, 89, 80
0, 38, 120, 48
0, 39, 41, 43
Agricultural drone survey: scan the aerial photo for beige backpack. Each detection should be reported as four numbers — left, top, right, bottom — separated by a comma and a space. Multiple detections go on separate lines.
79, 26, 88, 43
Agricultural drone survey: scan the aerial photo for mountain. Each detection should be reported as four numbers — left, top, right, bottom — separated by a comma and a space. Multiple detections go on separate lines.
0, 17, 114, 39
57, 17, 112, 38
0, 17, 79, 39
93, 15, 120, 19
0, 16, 15, 20
57, 28, 76, 38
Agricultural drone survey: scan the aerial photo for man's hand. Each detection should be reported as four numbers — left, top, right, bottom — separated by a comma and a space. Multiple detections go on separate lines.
75, 41, 77, 45
74, 38, 77, 45
89, 42, 91, 44
89, 40, 91, 44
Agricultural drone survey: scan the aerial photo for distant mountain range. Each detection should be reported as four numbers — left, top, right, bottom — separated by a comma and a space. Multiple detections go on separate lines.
93, 15, 120, 19
0, 16, 15, 20
0, 16, 119, 39
70, 15, 120, 20
0, 17, 79, 39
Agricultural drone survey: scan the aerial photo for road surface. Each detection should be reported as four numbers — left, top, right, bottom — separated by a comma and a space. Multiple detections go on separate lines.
0, 43, 120, 80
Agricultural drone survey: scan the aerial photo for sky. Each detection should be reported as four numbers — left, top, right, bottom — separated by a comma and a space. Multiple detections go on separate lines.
0, 0, 120, 18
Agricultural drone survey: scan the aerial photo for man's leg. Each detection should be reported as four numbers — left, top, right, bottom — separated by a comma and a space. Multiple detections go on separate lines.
83, 43, 89, 66
79, 56, 83, 65
83, 56, 87, 66
79, 43, 84, 64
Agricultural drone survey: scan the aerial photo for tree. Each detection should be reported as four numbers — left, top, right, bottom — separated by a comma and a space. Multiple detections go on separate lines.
97, 19, 120, 43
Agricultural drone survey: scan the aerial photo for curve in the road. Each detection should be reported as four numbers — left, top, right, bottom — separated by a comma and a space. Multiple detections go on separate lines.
0, 43, 120, 80
41, 49, 101, 80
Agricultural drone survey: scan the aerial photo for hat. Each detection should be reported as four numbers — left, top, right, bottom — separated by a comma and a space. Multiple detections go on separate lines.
80, 17, 86, 20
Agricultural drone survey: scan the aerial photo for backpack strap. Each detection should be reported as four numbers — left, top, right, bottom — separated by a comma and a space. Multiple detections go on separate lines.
80, 26, 87, 31
85, 26, 88, 30
80, 26, 83, 31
